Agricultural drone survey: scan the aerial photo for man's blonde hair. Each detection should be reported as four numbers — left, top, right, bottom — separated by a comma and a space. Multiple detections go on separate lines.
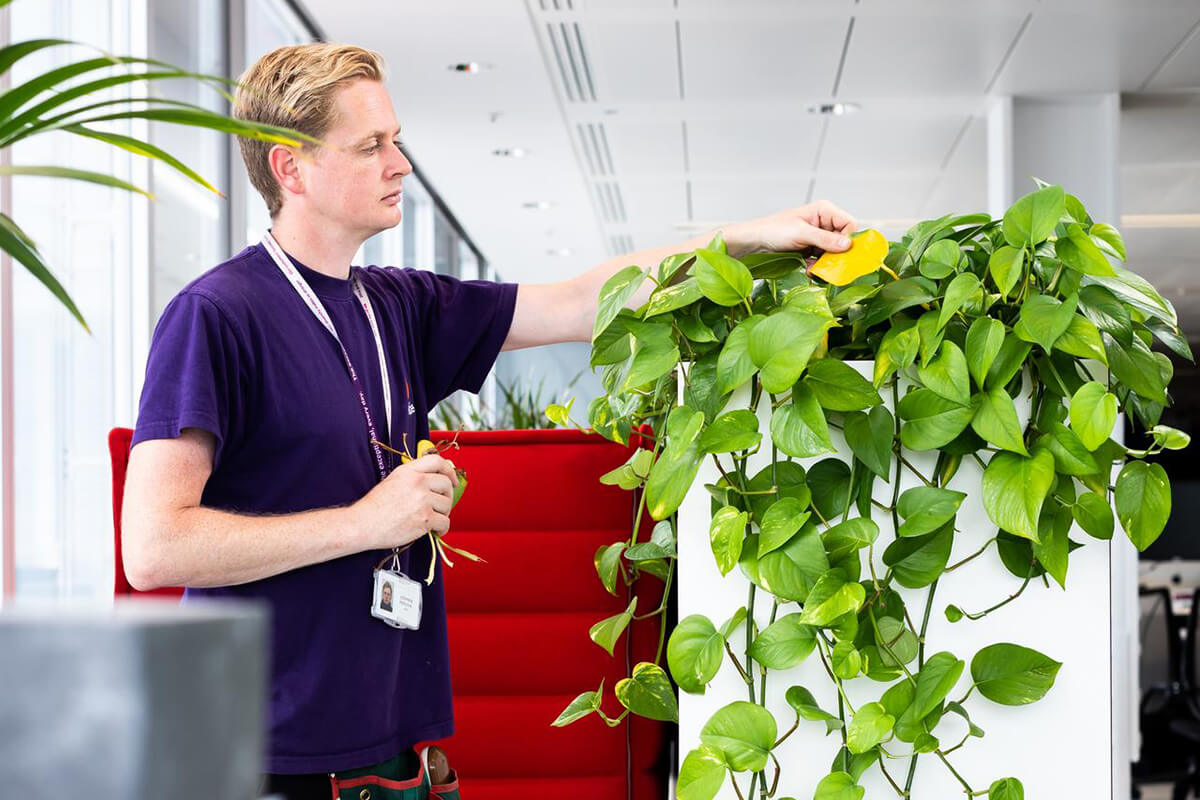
233, 43, 386, 217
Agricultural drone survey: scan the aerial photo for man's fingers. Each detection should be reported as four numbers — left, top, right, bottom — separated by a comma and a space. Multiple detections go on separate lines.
430, 494, 451, 516
425, 473, 453, 498
428, 513, 451, 535
813, 199, 858, 235
807, 222, 852, 253
409, 453, 458, 486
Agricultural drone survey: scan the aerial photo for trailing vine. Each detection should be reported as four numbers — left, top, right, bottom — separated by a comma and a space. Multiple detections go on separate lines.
548, 182, 1191, 800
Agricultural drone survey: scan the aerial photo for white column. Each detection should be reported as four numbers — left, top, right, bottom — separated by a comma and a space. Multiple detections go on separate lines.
987, 91, 1132, 800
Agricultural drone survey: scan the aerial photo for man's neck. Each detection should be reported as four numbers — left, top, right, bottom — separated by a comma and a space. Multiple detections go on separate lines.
268, 211, 365, 280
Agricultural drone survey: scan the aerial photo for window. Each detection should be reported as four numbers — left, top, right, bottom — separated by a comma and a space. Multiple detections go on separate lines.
7, 0, 142, 600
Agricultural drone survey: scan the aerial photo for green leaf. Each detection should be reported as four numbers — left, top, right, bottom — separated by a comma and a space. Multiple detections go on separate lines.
716, 315, 764, 395
645, 407, 706, 520
883, 523, 954, 588
897, 486, 967, 538
771, 383, 836, 458
814, 772, 865, 800
945, 701, 985, 738
862, 277, 938, 327
910, 651, 965, 720
1086, 266, 1176, 325
1090, 222, 1126, 261
643, 277, 703, 318
874, 322, 920, 387
1056, 222, 1115, 276
917, 310, 946, 365
1069, 382, 1117, 451
1144, 317, 1194, 362
625, 519, 677, 560
938, 272, 980, 331
988, 245, 1024, 298
699, 701, 777, 772
913, 733, 939, 753
594, 542, 626, 595
786, 685, 843, 735
1104, 334, 1168, 404
589, 597, 637, 656
970, 387, 1029, 455
874, 616, 919, 667
1003, 183, 1065, 247
750, 613, 818, 669
971, 643, 1062, 705
917, 341, 970, 406
699, 409, 761, 454
675, 309, 717, 343
622, 320, 679, 390
1073, 492, 1114, 540
593, 265, 647, 342
920, 238, 961, 280
846, 702, 894, 755
1053, 315, 1107, 364
750, 310, 835, 393
710, 506, 748, 576
831, 641, 862, 679
966, 317, 1006, 389
759, 498, 811, 556
800, 570, 867, 626
843, 406, 894, 480
744, 251, 806, 279
1149, 424, 1192, 450
1037, 422, 1099, 476
684, 351, 727, 423
615, 661, 679, 722
898, 388, 974, 451
744, 461, 811, 524
719, 607, 749, 639
677, 747, 725, 800
0, 213, 88, 331
66, 123, 221, 198
591, 313, 633, 367
981, 450, 1056, 541
692, 248, 753, 306
757, 525, 830, 603
822, 518, 880, 562
989, 777, 1025, 800
1078, 284, 1133, 346
668, 615, 725, 694
1034, 506, 1072, 588
0, 163, 152, 197
1015, 293, 1078, 354
552, 682, 604, 727
985, 336, 1033, 391
804, 359, 881, 411
1115, 461, 1172, 551
807, 458, 851, 521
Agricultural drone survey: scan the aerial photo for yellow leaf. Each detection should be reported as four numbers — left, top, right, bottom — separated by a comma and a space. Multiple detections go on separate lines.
809, 229, 888, 286
416, 439, 438, 458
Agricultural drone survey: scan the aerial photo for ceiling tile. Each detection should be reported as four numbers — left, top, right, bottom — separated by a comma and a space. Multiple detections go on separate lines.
600, 120, 686, 176
819, 114, 966, 174
811, 174, 938, 221
921, 116, 988, 218
575, 20, 679, 103
612, 178, 688, 226
686, 117, 823, 176
679, 14, 849, 102
839, 4, 1032, 97
1146, 21, 1200, 90
690, 177, 811, 223
1121, 165, 1200, 215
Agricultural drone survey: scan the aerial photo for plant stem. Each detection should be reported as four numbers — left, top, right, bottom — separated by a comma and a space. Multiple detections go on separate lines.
651, 559, 674, 664
962, 572, 1033, 620
935, 750, 975, 795
725, 641, 752, 685
944, 536, 995, 573
898, 454, 935, 486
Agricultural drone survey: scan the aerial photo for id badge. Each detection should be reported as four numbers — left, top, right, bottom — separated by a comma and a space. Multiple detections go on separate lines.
372, 567, 423, 630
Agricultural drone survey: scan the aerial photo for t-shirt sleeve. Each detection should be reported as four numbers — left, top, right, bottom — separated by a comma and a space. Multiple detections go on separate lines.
392, 268, 518, 406
131, 290, 247, 466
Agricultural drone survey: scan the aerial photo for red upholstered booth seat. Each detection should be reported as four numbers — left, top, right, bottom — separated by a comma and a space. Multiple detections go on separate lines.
109, 427, 673, 798
108, 427, 184, 599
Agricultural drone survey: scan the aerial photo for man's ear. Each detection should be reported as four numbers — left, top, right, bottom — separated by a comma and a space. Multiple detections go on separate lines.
268, 144, 304, 199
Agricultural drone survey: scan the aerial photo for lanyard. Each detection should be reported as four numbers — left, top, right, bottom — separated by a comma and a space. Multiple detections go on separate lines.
261, 231, 394, 481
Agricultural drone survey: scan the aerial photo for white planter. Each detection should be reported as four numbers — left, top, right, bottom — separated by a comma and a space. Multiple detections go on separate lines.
677, 362, 1123, 799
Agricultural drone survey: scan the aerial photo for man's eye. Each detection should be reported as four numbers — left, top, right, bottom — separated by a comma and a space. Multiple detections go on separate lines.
394, 139, 405, 150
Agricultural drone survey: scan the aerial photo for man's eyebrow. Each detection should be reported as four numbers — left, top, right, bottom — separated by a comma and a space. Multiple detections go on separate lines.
355, 127, 404, 145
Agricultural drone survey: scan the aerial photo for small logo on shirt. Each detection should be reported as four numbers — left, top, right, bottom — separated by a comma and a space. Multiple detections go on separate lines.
405, 379, 415, 415
408, 402, 417, 415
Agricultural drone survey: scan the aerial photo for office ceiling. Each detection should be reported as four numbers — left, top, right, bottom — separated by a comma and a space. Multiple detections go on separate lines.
308, 0, 1200, 329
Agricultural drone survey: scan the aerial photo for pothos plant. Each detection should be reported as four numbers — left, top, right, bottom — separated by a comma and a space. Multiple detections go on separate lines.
547, 182, 1192, 800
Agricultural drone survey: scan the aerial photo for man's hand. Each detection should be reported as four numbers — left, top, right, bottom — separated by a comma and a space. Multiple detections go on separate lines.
718, 199, 859, 259
353, 453, 460, 551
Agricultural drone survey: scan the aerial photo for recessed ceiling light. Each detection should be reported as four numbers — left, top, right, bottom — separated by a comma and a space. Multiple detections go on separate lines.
807, 102, 861, 116
493, 147, 528, 158
523, 201, 553, 210
546, 248, 573, 257
448, 62, 488, 73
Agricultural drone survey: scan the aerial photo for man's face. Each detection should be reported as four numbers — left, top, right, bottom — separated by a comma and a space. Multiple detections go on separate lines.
382, 582, 393, 603
294, 79, 412, 240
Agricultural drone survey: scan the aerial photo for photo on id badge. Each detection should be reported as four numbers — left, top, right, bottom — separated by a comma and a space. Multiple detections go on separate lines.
371, 568, 422, 629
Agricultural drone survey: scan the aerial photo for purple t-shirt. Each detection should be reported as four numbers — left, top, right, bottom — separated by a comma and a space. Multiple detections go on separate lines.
132, 242, 518, 774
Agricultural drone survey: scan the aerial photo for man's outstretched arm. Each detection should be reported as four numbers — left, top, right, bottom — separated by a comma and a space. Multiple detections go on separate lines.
501, 200, 858, 352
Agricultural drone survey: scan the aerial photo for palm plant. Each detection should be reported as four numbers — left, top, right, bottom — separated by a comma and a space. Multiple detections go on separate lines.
0, 0, 313, 330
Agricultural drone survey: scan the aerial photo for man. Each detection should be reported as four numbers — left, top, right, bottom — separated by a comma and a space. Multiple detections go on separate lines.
121, 42, 857, 799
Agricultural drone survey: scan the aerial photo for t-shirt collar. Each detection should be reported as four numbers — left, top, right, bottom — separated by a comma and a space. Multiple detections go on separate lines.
260, 242, 355, 301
